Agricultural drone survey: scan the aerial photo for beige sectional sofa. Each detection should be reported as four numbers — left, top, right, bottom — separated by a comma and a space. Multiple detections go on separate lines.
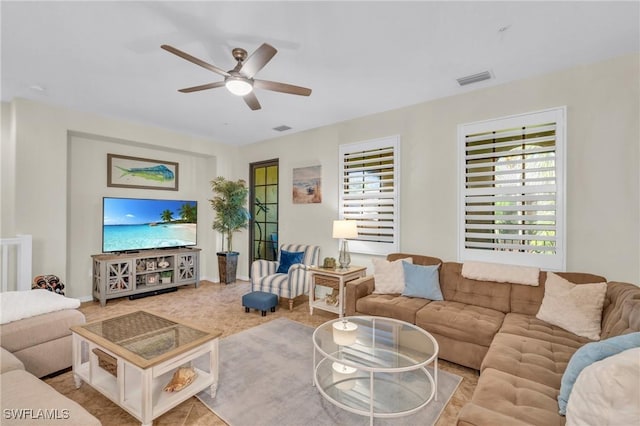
1, 347, 100, 425
0, 309, 85, 378
345, 253, 640, 425
0, 308, 100, 425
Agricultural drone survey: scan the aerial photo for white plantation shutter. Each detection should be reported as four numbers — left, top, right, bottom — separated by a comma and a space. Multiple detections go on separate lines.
458, 107, 566, 270
339, 136, 400, 255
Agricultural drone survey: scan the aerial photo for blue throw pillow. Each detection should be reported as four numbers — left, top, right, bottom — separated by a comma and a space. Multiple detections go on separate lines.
276, 250, 305, 274
401, 262, 443, 300
557, 332, 640, 415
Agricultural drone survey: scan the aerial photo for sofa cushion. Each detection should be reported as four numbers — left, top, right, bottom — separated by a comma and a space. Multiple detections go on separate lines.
536, 272, 607, 340
509, 279, 545, 316
457, 403, 540, 426
12, 335, 75, 378
481, 332, 580, 389
0, 309, 85, 352
565, 347, 640, 426
600, 281, 640, 339
0, 369, 101, 425
355, 294, 430, 324
0, 347, 24, 374
500, 313, 591, 348
426, 331, 490, 370
415, 301, 505, 347
440, 262, 511, 313
459, 368, 564, 426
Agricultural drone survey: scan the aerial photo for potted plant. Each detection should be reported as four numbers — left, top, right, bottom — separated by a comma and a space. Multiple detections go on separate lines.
160, 271, 172, 284
209, 177, 250, 284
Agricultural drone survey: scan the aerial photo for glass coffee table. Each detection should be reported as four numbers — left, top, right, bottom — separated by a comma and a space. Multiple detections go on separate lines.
312, 316, 438, 425
71, 310, 221, 426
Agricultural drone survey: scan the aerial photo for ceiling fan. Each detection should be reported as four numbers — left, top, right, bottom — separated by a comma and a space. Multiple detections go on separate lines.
161, 43, 312, 110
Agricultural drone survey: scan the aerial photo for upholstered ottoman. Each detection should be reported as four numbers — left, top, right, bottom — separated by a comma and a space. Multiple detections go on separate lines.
242, 291, 278, 316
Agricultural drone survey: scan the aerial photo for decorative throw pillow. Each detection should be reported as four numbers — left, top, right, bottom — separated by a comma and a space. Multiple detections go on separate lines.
558, 332, 640, 415
536, 272, 607, 340
372, 257, 413, 294
401, 262, 443, 300
565, 347, 640, 425
276, 250, 305, 274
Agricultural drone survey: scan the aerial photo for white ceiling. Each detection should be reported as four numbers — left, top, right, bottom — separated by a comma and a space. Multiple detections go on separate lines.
2, 1, 638, 146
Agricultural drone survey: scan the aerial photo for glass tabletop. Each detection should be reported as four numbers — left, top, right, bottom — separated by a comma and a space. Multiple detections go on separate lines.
312, 316, 438, 416
315, 360, 434, 415
313, 316, 438, 371
79, 311, 211, 361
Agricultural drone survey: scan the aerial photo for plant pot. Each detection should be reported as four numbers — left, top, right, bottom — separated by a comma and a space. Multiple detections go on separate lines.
217, 251, 239, 284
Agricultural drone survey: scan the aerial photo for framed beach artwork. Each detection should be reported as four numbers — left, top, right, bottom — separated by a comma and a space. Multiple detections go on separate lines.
292, 165, 322, 204
107, 154, 179, 191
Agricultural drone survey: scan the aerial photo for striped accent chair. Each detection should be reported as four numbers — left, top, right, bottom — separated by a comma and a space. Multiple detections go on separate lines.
250, 244, 321, 310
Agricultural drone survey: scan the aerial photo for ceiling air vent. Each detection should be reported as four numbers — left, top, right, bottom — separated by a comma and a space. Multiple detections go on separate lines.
456, 71, 492, 86
273, 125, 292, 132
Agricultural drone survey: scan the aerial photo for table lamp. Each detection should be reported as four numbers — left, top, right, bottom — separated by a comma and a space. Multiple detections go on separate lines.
332, 319, 358, 346
332, 361, 357, 390
332, 318, 359, 391
332, 220, 358, 269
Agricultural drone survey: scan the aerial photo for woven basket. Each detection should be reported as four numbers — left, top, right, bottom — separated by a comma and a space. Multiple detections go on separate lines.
314, 275, 339, 289
93, 348, 117, 377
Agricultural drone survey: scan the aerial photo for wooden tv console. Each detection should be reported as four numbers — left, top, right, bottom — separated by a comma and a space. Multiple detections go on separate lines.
92, 248, 200, 306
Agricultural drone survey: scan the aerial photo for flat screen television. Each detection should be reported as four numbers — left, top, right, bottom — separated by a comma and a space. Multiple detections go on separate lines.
102, 197, 197, 253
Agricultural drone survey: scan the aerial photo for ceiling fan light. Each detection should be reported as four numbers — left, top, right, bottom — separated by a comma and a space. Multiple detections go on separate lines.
225, 78, 253, 96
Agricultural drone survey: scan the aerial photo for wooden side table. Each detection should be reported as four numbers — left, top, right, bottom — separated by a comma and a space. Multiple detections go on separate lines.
309, 265, 366, 317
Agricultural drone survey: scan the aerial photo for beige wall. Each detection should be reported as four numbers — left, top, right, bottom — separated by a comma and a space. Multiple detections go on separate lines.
2, 53, 638, 300
1, 102, 16, 236
67, 133, 219, 298
240, 53, 640, 284
2, 99, 244, 299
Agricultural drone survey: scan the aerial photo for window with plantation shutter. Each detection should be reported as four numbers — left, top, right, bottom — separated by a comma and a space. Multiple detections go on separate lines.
458, 107, 566, 270
339, 136, 400, 255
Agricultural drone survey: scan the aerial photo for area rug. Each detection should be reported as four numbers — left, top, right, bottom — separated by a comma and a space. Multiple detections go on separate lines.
196, 317, 462, 426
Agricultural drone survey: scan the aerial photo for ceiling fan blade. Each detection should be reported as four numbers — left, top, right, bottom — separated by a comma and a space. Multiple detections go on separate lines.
240, 43, 277, 78
254, 79, 312, 96
243, 92, 262, 110
161, 44, 230, 77
178, 81, 226, 93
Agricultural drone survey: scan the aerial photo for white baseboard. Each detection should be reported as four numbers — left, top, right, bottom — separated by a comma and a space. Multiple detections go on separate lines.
201, 275, 249, 283
77, 275, 250, 302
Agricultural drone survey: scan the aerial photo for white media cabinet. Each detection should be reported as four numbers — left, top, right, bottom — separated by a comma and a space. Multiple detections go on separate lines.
92, 248, 200, 306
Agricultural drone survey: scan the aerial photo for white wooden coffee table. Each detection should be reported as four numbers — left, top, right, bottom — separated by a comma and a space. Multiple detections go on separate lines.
71, 310, 221, 426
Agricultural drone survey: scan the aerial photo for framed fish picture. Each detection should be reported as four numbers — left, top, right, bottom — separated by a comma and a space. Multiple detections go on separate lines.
107, 154, 179, 191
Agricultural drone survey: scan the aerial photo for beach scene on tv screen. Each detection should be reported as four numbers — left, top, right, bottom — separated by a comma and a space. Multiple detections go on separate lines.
103, 198, 197, 252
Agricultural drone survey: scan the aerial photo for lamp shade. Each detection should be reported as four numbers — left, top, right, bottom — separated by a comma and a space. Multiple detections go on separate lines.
332, 320, 358, 346
332, 362, 357, 390
332, 220, 358, 239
